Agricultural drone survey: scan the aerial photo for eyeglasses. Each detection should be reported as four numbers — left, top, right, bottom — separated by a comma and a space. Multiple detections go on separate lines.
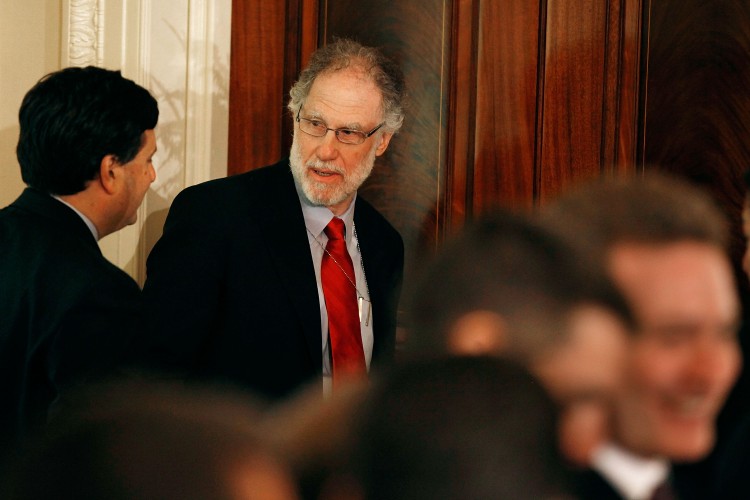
296, 109, 385, 145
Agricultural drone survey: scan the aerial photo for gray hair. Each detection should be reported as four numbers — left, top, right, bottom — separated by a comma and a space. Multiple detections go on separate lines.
287, 38, 405, 134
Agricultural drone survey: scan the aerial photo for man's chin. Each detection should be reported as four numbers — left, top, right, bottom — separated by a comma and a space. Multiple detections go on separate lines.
301, 182, 347, 208
124, 213, 138, 227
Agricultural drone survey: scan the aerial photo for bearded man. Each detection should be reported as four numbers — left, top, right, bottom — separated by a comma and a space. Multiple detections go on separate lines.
141, 39, 405, 400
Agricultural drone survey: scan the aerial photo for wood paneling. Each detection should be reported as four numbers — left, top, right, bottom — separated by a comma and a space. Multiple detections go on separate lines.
643, 0, 750, 289
539, 0, 609, 200
228, 1, 286, 174
320, 0, 452, 278
538, 0, 643, 202
446, 0, 479, 231
468, 0, 643, 210
227, 0, 647, 271
227, 0, 318, 175
473, 0, 542, 212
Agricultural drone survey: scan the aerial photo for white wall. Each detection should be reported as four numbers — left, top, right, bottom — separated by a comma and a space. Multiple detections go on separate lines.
0, 0, 61, 208
0, 0, 231, 285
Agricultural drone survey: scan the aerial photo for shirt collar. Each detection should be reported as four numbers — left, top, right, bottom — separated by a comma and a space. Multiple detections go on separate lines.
591, 442, 670, 500
298, 193, 357, 244
52, 195, 100, 241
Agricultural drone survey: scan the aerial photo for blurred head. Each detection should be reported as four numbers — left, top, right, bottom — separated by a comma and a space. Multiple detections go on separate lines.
3, 382, 299, 500
258, 380, 370, 500
351, 356, 574, 500
408, 210, 633, 404
609, 241, 740, 461
407, 210, 634, 466
287, 39, 405, 215
543, 172, 741, 461
17, 66, 158, 196
532, 304, 631, 466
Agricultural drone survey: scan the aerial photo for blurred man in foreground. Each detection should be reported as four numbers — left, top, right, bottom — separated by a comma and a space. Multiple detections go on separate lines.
543, 173, 740, 499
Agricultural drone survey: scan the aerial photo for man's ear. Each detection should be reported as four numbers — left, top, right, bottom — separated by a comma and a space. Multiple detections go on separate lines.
447, 310, 508, 356
98, 154, 119, 194
374, 131, 394, 156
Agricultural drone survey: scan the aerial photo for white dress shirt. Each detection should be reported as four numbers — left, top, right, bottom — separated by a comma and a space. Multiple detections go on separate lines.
591, 442, 670, 500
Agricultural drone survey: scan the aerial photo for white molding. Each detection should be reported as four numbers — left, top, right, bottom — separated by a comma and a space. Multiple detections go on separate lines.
64, 0, 103, 67
60, 0, 231, 284
184, 0, 213, 188
183, 0, 231, 188
120, 0, 152, 284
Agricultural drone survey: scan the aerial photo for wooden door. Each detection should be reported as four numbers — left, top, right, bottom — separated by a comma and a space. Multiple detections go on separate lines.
228, 0, 646, 288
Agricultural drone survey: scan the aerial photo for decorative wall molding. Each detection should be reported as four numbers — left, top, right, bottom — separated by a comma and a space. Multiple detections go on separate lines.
67, 0, 104, 67
60, 0, 231, 284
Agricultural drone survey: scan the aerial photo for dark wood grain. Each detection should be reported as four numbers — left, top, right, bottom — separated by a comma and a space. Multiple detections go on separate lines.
446, 0, 478, 232
604, 0, 644, 176
227, 1, 287, 175
539, 0, 609, 201
643, 0, 750, 290
473, 0, 542, 212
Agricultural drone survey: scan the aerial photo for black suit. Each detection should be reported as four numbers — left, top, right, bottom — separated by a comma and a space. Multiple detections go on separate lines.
0, 188, 142, 449
574, 469, 626, 500
141, 160, 404, 400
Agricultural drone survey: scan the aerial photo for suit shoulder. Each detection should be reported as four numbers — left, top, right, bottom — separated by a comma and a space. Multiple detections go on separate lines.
356, 197, 403, 245
172, 161, 290, 211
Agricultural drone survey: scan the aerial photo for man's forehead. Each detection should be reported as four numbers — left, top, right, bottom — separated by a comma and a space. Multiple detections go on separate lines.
305, 69, 382, 117
608, 241, 739, 326
608, 240, 730, 278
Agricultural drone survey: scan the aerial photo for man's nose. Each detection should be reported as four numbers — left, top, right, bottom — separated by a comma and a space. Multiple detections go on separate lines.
315, 130, 341, 160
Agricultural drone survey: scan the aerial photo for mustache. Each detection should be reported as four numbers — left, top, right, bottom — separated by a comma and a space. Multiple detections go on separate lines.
306, 160, 344, 175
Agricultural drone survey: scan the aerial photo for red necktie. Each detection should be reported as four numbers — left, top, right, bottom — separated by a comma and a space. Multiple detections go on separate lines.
322, 218, 366, 382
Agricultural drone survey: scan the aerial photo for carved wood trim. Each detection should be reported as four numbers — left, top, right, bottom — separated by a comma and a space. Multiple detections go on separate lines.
446, 0, 478, 232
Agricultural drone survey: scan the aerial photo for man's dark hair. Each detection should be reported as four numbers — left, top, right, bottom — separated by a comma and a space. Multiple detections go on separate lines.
17, 66, 159, 195
407, 209, 634, 362
351, 356, 573, 500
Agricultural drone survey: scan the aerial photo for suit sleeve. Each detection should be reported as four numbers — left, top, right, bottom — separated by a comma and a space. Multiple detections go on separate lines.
139, 186, 230, 373
45, 270, 143, 417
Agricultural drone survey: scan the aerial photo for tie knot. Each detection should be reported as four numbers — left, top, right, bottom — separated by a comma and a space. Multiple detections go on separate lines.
324, 218, 346, 241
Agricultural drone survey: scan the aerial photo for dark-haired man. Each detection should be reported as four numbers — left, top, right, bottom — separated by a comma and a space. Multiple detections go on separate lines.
0, 66, 159, 450
406, 209, 634, 467
143, 39, 404, 400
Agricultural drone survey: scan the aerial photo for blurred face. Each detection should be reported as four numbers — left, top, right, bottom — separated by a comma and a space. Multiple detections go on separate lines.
290, 67, 393, 216
534, 305, 629, 404
118, 129, 157, 229
532, 305, 630, 465
228, 456, 299, 500
608, 242, 741, 461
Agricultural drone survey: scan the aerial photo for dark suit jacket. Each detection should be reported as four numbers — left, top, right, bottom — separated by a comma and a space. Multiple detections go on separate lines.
141, 160, 404, 400
574, 469, 628, 500
0, 188, 142, 449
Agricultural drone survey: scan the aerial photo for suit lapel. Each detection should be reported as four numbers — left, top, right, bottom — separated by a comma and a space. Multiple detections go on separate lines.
353, 200, 387, 345
244, 163, 323, 371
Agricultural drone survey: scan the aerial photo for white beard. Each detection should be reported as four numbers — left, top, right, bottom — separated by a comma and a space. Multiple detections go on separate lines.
289, 132, 377, 208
